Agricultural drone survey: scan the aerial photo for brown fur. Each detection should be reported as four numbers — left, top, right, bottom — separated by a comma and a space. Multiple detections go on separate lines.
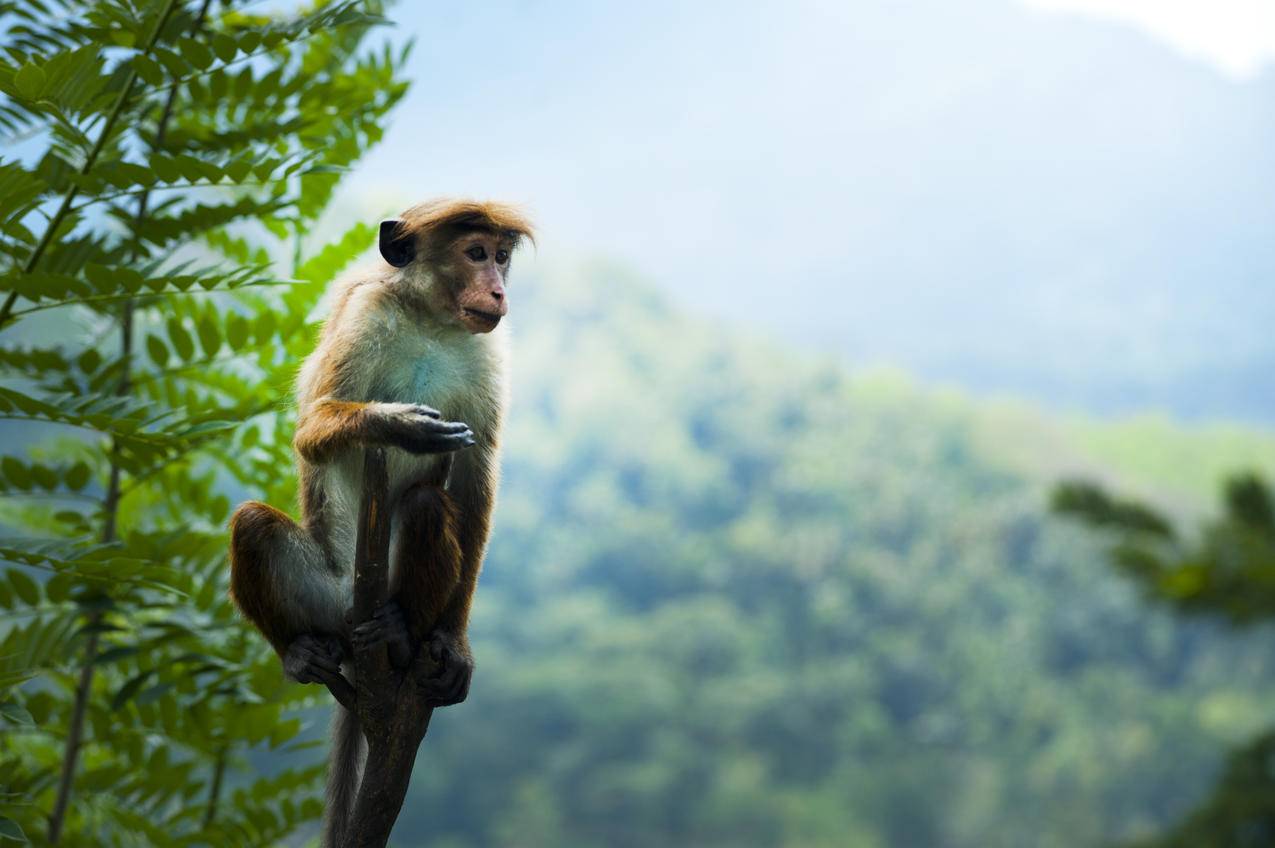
392, 484, 463, 640
394, 198, 535, 255
291, 398, 433, 465
228, 502, 301, 655
432, 434, 500, 637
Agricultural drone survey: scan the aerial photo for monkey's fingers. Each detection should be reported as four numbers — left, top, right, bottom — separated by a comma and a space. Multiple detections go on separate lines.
412, 417, 471, 435
420, 661, 472, 707
395, 428, 477, 455
351, 619, 386, 650
354, 600, 405, 635
407, 404, 443, 419
317, 634, 347, 664
372, 599, 407, 623
303, 648, 343, 677
284, 636, 341, 682
419, 630, 473, 706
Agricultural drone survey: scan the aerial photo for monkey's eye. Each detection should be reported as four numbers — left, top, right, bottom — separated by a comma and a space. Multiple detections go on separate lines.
495, 249, 509, 265
465, 245, 487, 262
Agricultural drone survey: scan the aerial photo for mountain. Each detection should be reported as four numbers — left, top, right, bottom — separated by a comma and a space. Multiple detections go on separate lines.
364, 262, 1275, 847
363, 0, 1275, 422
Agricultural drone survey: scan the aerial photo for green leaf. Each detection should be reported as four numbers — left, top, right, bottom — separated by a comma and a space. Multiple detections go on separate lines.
151, 154, 181, 183
135, 682, 174, 707
13, 63, 45, 99
177, 37, 214, 71
44, 573, 72, 603
167, 318, 195, 361
0, 161, 48, 222
134, 54, 165, 86
0, 816, 26, 843
8, 569, 39, 605
197, 314, 221, 357
30, 463, 56, 490
1, 456, 30, 489
211, 33, 238, 63
93, 646, 139, 666
225, 313, 250, 349
146, 335, 169, 368
112, 670, 155, 710
0, 701, 34, 725
64, 462, 90, 491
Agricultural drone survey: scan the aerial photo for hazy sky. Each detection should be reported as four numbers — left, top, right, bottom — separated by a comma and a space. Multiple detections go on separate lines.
1023, 0, 1275, 79
344, 0, 1275, 419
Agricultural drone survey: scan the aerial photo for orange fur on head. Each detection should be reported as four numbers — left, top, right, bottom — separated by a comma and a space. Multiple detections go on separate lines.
394, 199, 535, 258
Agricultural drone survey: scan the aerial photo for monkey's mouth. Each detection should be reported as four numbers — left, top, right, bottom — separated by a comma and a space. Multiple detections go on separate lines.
463, 308, 501, 328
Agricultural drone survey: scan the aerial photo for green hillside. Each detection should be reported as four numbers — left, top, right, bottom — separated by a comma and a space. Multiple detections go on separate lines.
355, 261, 1275, 848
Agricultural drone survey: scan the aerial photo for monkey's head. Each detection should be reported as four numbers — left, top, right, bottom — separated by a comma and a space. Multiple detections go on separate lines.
379, 199, 535, 334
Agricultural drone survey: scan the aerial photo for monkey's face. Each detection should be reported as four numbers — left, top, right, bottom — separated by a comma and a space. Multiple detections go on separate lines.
448, 232, 513, 334
379, 210, 528, 333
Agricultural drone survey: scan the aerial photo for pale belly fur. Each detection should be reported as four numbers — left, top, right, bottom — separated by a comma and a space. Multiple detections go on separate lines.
313, 326, 496, 589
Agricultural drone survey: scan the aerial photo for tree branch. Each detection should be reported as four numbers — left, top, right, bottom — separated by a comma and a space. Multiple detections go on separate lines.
339, 446, 439, 848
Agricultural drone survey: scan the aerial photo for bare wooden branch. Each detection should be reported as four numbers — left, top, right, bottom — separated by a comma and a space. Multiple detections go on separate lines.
340, 447, 439, 848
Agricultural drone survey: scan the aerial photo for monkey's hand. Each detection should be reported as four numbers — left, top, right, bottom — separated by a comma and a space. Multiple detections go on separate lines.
283, 634, 346, 685
376, 403, 475, 455
352, 600, 412, 669
418, 629, 473, 707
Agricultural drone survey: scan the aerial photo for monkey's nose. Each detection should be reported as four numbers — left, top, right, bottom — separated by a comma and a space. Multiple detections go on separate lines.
490, 289, 504, 302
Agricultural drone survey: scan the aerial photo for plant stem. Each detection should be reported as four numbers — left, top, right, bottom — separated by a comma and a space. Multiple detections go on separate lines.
46, 2, 205, 840
202, 745, 227, 829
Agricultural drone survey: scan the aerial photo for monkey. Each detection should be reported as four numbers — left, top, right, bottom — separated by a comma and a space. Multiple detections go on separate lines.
226, 199, 533, 847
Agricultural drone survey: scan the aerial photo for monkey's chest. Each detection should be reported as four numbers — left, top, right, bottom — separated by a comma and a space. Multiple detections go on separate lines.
376, 340, 491, 492
379, 338, 476, 413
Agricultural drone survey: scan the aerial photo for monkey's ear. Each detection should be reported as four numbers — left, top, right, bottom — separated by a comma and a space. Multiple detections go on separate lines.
379, 220, 415, 268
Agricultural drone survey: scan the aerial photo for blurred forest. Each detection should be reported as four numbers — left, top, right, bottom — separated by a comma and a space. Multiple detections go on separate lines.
369, 263, 1275, 848
2, 1, 1275, 847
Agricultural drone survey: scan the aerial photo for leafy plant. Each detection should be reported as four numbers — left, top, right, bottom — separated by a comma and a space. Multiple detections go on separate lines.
0, 0, 408, 843
1053, 473, 1275, 624
1054, 473, 1275, 846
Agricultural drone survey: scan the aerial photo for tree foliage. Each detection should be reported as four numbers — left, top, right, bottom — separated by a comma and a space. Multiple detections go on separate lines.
1053, 472, 1275, 846
1053, 473, 1275, 625
0, 1, 406, 843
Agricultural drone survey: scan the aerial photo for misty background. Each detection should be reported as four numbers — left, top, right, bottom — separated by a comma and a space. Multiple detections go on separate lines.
337, 0, 1275, 422
315, 3, 1275, 844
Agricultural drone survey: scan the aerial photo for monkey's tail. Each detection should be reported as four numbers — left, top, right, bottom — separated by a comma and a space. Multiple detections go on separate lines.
321, 704, 364, 848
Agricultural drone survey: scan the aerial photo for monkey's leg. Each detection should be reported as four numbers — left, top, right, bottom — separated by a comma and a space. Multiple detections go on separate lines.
229, 501, 351, 693
388, 483, 474, 707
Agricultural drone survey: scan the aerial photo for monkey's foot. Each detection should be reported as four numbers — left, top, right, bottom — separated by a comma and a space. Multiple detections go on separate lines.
352, 600, 412, 668
284, 634, 355, 710
283, 634, 345, 684
418, 630, 473, 707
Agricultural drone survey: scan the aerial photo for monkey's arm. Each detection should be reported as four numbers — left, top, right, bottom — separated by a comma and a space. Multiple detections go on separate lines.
293, 399, 474, 464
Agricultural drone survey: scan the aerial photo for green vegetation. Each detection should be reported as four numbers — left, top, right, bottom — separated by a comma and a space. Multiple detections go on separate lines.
382, 261, 1275, 848
0, 1, 405, 844
1055, 463, 1275, 845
